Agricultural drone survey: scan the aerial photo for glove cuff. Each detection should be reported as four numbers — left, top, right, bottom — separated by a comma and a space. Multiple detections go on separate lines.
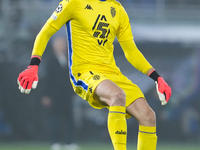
148, 70, 160, 81
30, 56, 41, 66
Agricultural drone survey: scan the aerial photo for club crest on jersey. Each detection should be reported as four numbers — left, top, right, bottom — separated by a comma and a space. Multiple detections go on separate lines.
110, 7, 116, 18
93, 75, 100, 80
55, 4, 63, 13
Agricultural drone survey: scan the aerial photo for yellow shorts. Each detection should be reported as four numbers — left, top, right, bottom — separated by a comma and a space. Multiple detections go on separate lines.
70, 70, 145, 118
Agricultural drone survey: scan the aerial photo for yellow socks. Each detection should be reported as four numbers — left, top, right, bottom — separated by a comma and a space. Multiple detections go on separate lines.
108, 106, 127, 150
107, 107, 157, 150
137, 125, 157, 150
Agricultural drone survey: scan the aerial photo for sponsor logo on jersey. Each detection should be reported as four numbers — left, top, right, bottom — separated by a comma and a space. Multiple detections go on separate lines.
56, 4, 63, 13
92, 15, 110, 46
110, 7, 116, 18
85, 4, 93, 10
115, 130, 127, 135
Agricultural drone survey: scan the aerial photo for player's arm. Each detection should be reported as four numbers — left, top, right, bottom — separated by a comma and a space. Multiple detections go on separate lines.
120, 40, 172, 105
17, 0, 75, 94
120, 40, 152, 75
32, 23, 57, 57
17, 23, 57, 94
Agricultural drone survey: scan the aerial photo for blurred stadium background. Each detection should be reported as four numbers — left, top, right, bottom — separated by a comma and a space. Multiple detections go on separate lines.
0, 0, 200, 149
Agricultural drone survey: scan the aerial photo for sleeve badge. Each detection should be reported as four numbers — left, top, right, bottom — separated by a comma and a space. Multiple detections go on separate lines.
55, 4, 63, 13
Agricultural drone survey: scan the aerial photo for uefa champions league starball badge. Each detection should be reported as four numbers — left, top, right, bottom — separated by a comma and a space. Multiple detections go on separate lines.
56, 4, 63, 13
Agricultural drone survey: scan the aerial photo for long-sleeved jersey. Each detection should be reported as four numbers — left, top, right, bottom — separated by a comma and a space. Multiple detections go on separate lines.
32, 0, 152, 84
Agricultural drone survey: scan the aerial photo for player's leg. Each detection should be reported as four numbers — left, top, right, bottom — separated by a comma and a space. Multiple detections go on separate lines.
126, 98, 157, 150
94, 79, 127, 150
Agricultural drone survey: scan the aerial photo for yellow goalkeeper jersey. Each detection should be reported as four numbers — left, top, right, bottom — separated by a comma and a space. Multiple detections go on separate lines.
47, 0, 133, 74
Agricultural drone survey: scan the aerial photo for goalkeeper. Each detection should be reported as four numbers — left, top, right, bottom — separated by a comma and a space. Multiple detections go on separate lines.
17, 0, 172, 150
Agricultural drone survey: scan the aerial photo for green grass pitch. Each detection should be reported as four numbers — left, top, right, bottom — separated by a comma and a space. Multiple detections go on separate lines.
0, 142, 199, 150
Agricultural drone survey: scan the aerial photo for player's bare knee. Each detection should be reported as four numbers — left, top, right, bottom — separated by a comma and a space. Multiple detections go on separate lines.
138, 108, 156, 126
145, 109, 156, 126
110, 90, 126, 106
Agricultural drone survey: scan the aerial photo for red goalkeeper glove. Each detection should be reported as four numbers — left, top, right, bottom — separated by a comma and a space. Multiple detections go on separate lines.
149, 70, 172, 105
17, 56, 41, 94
